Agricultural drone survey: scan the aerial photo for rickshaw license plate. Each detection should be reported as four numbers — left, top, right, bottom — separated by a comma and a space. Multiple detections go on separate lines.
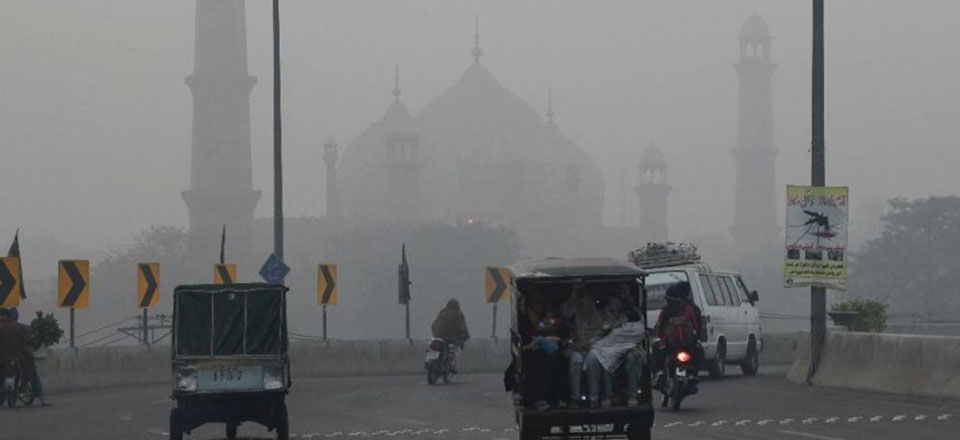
196, 365, 262, 391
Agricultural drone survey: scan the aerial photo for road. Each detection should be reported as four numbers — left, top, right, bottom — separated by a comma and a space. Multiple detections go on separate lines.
2, 365, 958, 439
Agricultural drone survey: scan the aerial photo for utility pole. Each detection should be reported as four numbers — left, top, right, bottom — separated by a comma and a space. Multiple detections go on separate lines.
272, 0, 284, 261
809, 0, 827, 382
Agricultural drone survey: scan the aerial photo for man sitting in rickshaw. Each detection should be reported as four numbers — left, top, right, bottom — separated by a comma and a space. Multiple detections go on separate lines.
563, 286, 624, 408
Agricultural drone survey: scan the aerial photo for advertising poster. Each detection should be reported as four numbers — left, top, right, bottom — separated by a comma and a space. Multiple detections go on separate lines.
784, 185, 849, 290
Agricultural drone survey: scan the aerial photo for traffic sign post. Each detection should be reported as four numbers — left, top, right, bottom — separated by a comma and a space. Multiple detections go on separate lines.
318, 264, 338, 341
137, 263, 160, 346
58, 260, 90, 348
0, 256, 22, 308
485, 267, 511, 339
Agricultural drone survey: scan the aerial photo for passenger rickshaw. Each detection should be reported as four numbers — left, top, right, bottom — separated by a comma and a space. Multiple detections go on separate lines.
507, 258, 654, 440
169, 283, 291, 440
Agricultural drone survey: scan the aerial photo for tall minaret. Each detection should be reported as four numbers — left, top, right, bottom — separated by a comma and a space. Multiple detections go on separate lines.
182, 0, 261, 268
381, 64, 422, 224
732, 14, 779, 258
635, 144, 670, 243
323, 136, 340, 221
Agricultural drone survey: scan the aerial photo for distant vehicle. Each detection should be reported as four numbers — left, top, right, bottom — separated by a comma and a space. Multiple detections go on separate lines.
424, 338, 457, 385
506, 258, 654, 440
169, 283, 291, 440
637, 245, 762, 379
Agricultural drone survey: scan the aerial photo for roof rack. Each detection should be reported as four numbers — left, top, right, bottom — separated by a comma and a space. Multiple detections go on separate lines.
629, 242, 702, 269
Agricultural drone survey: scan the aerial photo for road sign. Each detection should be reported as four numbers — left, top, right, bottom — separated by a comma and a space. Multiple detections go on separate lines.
214, 264, 237, 285
485, 267, 511, 304
318, 264, 338, 305
0, 256, 22, 308
137, 263, 160, 308
259, 253, 290, 285
58, 260, 90, 308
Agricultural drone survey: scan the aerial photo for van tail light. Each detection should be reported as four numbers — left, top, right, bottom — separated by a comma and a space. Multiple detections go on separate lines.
676, 351, 692, 364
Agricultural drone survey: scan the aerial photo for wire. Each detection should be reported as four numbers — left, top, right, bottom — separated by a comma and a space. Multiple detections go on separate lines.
74, 315, 139, 340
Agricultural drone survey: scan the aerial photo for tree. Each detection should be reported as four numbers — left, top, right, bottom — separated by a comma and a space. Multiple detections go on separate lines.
848, 196, 960, 317
28, 311, 64, 349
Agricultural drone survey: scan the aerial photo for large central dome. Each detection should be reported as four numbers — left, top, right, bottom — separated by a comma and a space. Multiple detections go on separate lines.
337, 57, 604, 254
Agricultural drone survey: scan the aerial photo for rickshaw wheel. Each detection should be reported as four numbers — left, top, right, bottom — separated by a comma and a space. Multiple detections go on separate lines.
275, 402, 289, 440
168, 408, 184, 440
626, 423, 651, 440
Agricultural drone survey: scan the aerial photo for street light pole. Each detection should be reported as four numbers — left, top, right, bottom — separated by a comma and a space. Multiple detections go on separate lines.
809, 0, 827, 382
272, 0, 284, 261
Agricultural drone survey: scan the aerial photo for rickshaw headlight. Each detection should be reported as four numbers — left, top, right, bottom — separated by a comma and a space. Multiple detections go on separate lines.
175, 366, 197, 392
263, 366, 284, 390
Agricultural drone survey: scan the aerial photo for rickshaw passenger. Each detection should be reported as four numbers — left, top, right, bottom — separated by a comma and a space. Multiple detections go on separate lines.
564, 288, 621, 408
587, 308, 646, 406
520, 315, 567, 409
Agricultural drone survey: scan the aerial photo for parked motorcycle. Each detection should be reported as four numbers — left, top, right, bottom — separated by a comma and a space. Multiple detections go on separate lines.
425, 338, 456, 385
657, 348, 699, 410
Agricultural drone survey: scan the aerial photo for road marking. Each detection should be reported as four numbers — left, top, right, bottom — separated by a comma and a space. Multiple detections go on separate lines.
778, 430, 846, 440
870, 416, 883, 422
825, 418, 839, 424
847, 416, 862, 422
711, 420, 728, 426
780, 418, 795, 425
802, 418, 817, 424
735, 420, 751, 426
892, 415, 906, 422
937, 414, 952, 420
664, 422, 684, 428
688, 421, 705, 427
757, 419, 774, 426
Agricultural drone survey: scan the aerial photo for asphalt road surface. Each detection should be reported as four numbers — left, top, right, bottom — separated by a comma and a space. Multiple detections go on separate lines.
2, 365, 958, 440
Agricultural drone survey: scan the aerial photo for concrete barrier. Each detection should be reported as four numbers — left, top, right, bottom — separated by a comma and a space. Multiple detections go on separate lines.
759, 332, 799, 365
38, 338, 511, 394
787, 331, 960, 399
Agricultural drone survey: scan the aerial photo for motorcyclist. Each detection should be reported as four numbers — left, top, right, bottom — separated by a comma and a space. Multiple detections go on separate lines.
0, 308, 36, 401
8, 308, 47, 405
652, 282, 703, 389
431, 299, 470, 373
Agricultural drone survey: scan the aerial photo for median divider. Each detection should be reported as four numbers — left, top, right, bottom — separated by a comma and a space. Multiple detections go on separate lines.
787, 330, 960, 399
38, 338, 511, 394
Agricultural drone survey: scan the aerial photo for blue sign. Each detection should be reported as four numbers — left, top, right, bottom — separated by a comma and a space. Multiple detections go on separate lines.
259, 253, 290, 285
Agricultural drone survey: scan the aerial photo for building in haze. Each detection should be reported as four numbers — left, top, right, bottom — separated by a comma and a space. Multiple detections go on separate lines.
635, 144, 670, 243
731, 14, 779, 259
181, 0, 260, 271
335, 22, 604, 256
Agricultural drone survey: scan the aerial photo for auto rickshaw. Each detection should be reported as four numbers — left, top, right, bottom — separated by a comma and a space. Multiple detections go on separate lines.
506, 258, 654, 440
169, 283, 291, 440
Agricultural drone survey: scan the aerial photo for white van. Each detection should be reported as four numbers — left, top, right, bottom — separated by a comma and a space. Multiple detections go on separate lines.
644, 264, 762, 378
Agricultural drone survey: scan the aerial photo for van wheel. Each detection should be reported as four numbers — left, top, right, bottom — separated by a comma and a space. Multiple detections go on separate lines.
740, 337, 759, 376
627, 423, 651, 440
169, 408, 184, 440
708, 342, 726, 379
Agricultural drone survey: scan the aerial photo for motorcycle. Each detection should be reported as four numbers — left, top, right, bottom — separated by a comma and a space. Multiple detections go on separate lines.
424, 338, 456, 385
1, 358, 22, 408
657, 347, 699, 410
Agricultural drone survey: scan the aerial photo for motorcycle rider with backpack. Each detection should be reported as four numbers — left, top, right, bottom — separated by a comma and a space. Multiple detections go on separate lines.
653, 282, 703, 391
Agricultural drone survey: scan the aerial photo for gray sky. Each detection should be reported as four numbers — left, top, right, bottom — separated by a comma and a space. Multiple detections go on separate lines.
2, 0, 959, 270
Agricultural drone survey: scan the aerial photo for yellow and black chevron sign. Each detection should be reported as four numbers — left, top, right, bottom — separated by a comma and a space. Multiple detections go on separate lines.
58, 260, 90, 308
484, 267, 511, 304
214, 263, 237, 285
0, 256, 22, 308
317, 264, 338, 305
137, 263, 160, 308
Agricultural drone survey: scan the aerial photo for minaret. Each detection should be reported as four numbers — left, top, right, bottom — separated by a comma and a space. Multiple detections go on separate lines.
635, 144, 670, 243
381, 65, 422, 223
182, 0, 261, 268
323, 136, 340, 221
732, 14, 779, 257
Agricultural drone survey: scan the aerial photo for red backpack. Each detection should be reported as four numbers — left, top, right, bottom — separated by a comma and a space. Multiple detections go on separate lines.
664, 314, 695, 348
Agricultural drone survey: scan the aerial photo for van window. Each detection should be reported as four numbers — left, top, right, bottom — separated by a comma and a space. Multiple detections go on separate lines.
645, 271, 689, 311
720, 276, 741, 306
709, 276, 728, 306
699, 274, 720, 306
735, 276, 752, 303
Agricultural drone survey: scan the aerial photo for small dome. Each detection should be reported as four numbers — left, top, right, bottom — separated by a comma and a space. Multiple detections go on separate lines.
740, 14, 771, 41
640, 144, 666, 167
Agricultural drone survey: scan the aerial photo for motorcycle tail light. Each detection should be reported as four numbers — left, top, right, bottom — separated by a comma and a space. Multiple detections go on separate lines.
676, 351, 692, 363
429, 340, 444, 351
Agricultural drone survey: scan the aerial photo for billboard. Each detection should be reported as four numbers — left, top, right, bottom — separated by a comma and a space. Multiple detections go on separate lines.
784, 185, 849, 290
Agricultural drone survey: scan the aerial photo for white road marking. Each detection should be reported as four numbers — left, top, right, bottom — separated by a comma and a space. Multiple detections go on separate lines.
870, 416, 883, 422
847, 416, 862, 422
118, 414, 134, 421
937, 414, 952, 420
825, 417, 839, 423
711, 420, 728, 426
778, 430, 846, 440
915, 415, 928, 421
757, 419, 774, 426
802, 418, 817, 424
779, 418, 795, 425
892, 415, 906, 422
735, 420, 751, 426
688, 421, 705, 427
664, 422, 684, 428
